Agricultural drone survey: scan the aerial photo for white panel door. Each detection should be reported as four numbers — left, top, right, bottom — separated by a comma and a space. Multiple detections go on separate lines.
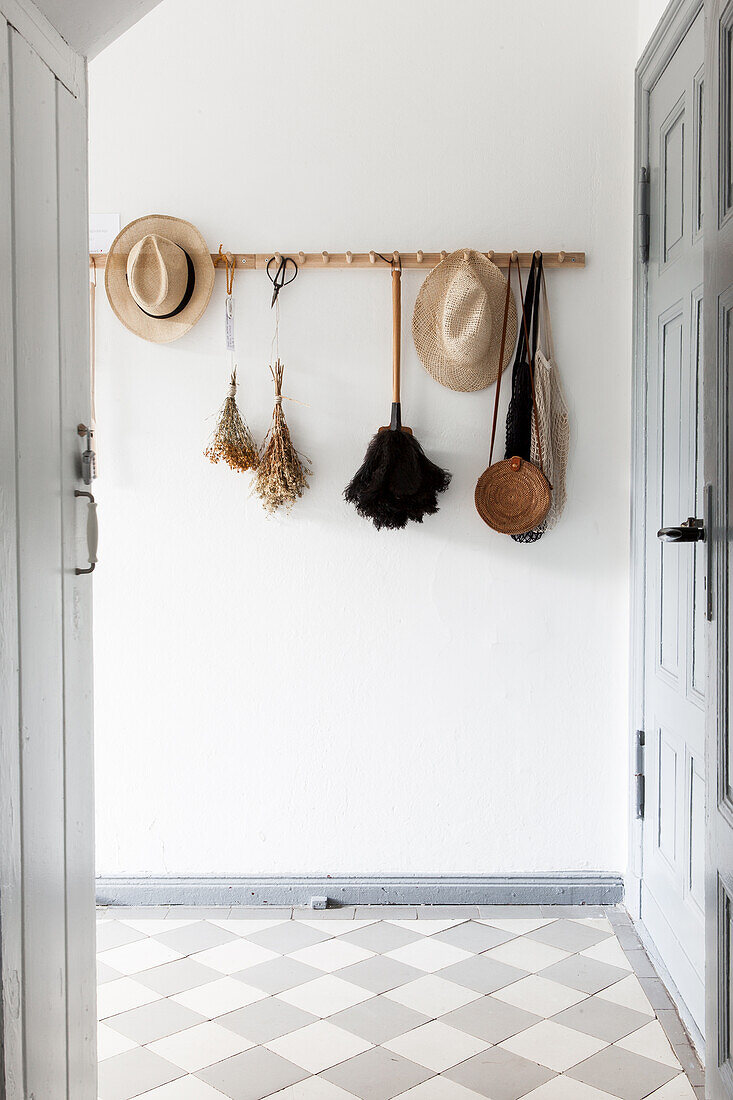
642, 6, 706, 1034
0, 7, 96, 1097
704, 0, 733, 1094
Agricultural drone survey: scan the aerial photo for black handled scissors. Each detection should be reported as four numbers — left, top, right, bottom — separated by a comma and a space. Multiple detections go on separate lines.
267, 255, 298, 308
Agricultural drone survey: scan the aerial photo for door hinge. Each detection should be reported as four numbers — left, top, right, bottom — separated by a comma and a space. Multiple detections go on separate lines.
638, 167, 650, 265
635, 730, 645, 819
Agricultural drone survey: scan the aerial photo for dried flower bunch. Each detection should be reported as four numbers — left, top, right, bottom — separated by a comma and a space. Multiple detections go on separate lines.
204, 370, 260, 472
254, 358, 311, 512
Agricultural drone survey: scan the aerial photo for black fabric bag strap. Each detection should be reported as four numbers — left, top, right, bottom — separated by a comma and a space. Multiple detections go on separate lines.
488, 258, 515, 467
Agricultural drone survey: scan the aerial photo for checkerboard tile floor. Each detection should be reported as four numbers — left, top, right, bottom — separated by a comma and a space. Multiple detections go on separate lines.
96, 906, 703, 1100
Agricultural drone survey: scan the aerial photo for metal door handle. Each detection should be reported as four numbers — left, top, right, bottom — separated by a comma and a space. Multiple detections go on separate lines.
657, 517, 705, 543
75, 489, 98, 574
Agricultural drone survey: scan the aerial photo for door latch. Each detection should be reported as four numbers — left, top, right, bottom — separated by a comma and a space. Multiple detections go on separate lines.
77, 422, 96, 485
657, 517, 705, 543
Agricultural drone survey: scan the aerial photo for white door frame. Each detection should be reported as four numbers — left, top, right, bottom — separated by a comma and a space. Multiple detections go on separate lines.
628, 0, 705, 1036
0, 1, 97, 1095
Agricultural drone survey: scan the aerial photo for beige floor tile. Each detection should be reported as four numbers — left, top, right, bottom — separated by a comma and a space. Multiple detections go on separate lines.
500, 1019, 607, 1072
383, 1020, 489, 1072
596, 974, 655, 1017
616, 1020, 682, 1069
492, 974, 587, 1017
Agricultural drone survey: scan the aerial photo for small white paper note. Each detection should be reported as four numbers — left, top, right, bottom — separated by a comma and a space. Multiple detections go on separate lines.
89, 212, 121, 254
225, 295, 235, 352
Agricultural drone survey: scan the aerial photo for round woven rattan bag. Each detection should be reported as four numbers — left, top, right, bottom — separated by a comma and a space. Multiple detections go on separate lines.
475, 455, 550, 535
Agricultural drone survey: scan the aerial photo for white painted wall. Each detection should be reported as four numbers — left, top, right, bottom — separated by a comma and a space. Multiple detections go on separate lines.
638, 0, 672, 53
90, 0, 637, 878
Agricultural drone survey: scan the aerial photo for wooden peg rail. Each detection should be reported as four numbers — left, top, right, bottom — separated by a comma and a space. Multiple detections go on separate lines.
89, 249, 585, 271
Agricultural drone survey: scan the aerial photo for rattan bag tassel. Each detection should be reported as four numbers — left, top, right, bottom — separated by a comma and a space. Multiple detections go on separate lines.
254, 358, 311, 513
204, 248, 259, 473
344, 260, 451, 530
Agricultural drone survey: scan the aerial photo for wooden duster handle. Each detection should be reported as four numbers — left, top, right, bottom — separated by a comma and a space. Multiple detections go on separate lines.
392, 265, 401, 403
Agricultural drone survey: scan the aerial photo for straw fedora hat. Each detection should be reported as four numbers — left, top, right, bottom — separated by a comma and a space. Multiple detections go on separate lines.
412, 250, 518, 391
105, 215, 215, 343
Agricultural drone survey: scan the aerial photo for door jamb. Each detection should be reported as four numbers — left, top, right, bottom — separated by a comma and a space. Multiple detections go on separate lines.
629, 0, 705, 919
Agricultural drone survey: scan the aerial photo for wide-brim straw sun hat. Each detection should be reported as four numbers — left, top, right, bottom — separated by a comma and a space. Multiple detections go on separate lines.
412, 249, 518, 391
105, 214, 215, 343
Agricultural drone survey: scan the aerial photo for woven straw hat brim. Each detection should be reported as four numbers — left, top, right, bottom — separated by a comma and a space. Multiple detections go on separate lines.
475, 458, 551, 535
105, 215, 215, 344
412, 250, 518, 392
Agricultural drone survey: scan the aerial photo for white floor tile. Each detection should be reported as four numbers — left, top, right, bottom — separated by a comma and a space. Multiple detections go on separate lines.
97, 979, 163, 1020
595, 974, 655, 1017
97, 1022, 137, 1061
206, 919, 282, 936
385, 939, 473, 974
645, 1075, 696, 1098
136, 1077, 229, 1098
147, 1021, 255, 1072
616, 1020, 682, 1068
580, 937, 633, 972
121, 920, 197, 936
499, 1019, 608, 1072
394, 1080, 487, 1099
290, 919, 376, 937
484, 937, 570, 973
264, 1077, 356, 1098
277, 975, 374, 1017
266, 1020, 373, 1073
172, 978, 266, 1018
190, 939, 278, 974
98, 939, 183, 976
387, 920, 467, 936
289, 939, 375, 972
384, 976, 480, 1017
492, 975, 587, 1017
383, 1020, 489, 1071
478, 918, 554, 936
295, 919, 379, 937
521, 1076, 618, 1098
570, 918, 614, 932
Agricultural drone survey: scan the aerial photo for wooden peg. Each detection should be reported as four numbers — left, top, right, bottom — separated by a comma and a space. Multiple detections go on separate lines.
511, 250, 519, 261
322, 251, 330, 264
369, 251, 376, 264
534, 250, 542, 259
275, 252, 282, 265
345, 251, 353, 264
393, 251, 400, 264
298, 251, 306, 265
558, 251, 566, 264
488, 250, 495, 260
416, 250, 424, 263
440, 250, 447, 260
463, 249, 470, 262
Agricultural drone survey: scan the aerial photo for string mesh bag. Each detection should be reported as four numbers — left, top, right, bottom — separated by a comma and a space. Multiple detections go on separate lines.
504, 256, 545, 544
529, 267, 569, 531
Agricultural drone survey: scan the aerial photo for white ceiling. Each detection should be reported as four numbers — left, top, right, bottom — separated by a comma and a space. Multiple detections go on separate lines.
33, 0, 163, 58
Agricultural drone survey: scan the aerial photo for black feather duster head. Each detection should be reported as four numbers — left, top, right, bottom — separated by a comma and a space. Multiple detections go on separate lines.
344, 403, 451, 530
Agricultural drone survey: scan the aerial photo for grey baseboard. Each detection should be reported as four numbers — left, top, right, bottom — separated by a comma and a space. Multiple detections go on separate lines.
96, 872, 624, 908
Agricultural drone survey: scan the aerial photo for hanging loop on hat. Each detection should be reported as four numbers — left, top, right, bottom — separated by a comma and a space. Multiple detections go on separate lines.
267, 254, 298, 308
